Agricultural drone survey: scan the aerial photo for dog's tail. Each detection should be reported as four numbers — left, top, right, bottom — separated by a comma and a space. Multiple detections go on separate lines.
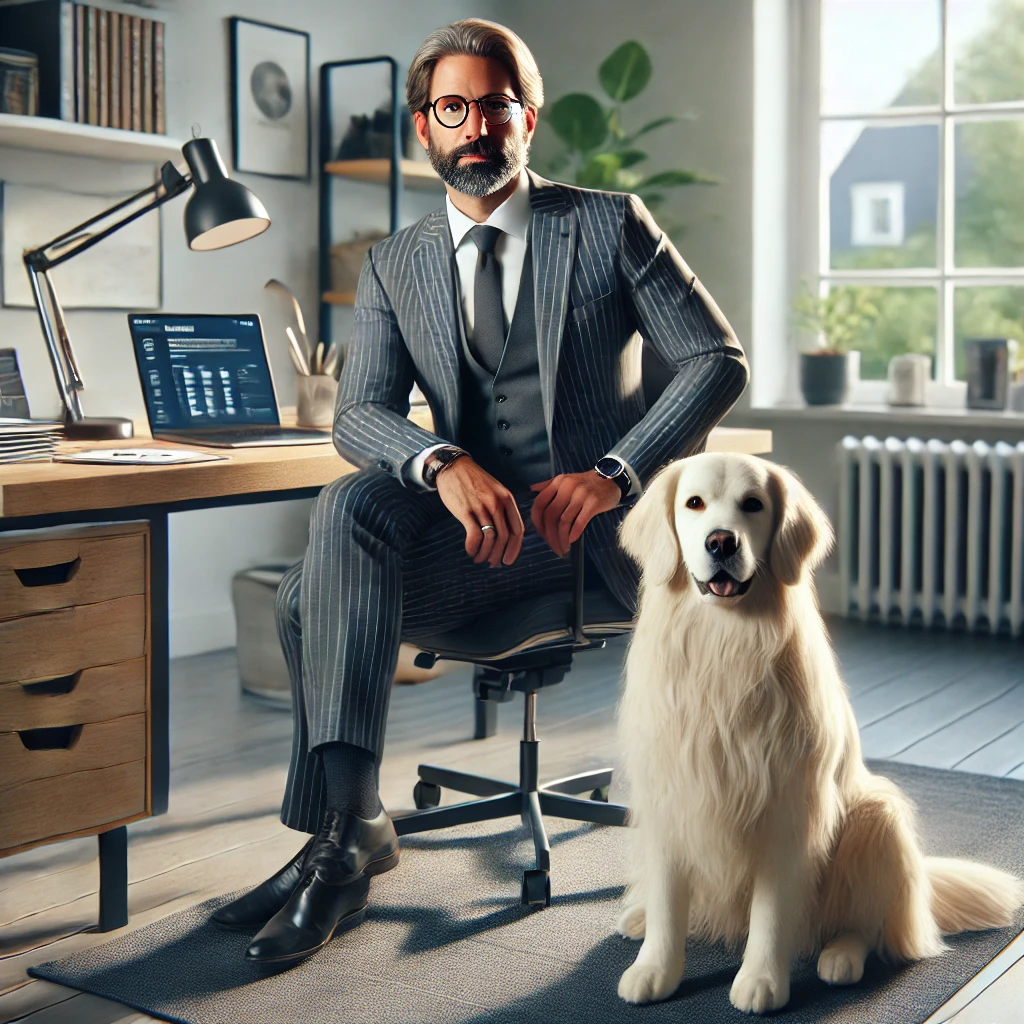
926, 857, 1024, 934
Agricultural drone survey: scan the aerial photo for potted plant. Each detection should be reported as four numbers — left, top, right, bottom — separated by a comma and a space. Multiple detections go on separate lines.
538, 41, 715, 231
791, 283, 878, 405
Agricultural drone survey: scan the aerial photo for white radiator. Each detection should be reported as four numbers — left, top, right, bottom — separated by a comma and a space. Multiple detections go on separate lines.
838, 435, 1024, 634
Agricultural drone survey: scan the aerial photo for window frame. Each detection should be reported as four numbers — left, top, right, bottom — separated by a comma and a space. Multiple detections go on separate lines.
795, 0, 1024, 406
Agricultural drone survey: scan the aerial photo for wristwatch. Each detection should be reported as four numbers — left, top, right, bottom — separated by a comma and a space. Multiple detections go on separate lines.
594, 455, 632, 501
423, 445, 468, 488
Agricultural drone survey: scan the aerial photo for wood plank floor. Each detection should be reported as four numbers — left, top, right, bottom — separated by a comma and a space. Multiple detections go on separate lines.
2, 615, 1023, 1023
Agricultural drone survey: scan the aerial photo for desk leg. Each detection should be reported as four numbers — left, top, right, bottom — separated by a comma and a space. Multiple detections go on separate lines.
150, 510, 170, 815
97, 826, 128, 931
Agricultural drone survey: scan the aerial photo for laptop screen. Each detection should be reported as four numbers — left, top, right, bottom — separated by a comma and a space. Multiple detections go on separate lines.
128, 314, 280, 431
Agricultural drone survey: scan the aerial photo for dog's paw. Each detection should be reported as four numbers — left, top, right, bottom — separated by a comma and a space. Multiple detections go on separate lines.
616, 904, 646, 940
617, 958, 683, 1004
729, 969, 790, 1014
817, 941, 866, 986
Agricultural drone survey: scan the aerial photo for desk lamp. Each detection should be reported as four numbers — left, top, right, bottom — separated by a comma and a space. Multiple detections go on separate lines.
23, 135, 271, 440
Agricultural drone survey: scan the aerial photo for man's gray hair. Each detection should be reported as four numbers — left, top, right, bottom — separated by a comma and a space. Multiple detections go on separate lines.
406, 19, 544, 117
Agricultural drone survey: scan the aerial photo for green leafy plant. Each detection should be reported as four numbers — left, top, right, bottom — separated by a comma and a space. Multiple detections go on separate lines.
540, 41, 715, 217
792, 281, 881, 355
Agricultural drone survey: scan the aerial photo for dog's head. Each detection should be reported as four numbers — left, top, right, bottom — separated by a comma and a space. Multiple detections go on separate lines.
619, 453, 834, 600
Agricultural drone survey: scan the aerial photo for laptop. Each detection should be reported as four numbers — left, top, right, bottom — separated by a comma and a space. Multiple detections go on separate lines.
127, 313, 332, 447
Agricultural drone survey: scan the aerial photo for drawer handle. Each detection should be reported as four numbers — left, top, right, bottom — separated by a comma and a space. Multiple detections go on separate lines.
21, 672, 79, 696
18, 725, 82, 750
14, 558, 81, 588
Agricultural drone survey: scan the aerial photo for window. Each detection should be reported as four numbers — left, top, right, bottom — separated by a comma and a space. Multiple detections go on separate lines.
809, 0, 1024, 397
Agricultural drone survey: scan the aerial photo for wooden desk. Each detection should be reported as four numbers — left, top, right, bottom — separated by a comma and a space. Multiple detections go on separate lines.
0, 411, 770, 929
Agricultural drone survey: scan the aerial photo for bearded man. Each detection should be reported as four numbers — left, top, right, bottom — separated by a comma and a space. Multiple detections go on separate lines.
212, 17, 748, 965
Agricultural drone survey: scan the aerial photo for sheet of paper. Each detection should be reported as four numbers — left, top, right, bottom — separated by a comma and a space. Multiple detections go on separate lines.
54, 448, 228, 466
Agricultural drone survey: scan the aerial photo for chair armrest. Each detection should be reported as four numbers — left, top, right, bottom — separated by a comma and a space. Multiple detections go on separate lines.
570, 535, 587, 644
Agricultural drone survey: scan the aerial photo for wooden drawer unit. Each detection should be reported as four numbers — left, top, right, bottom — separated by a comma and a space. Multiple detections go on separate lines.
0, 522, 146, 619
0, 521, 151, 859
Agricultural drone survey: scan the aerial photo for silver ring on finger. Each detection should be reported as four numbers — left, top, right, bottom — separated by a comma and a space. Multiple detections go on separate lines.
480, 524, 495, 534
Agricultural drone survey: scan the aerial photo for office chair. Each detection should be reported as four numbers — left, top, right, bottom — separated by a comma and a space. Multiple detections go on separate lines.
391, 535, 635, 908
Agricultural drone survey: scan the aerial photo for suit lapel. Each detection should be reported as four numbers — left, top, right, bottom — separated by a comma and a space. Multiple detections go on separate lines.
528, 170, 577, 452
412, 210, 461, 439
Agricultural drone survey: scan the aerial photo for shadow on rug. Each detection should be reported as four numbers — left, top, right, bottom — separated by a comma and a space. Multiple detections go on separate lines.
30, 760, 1024, 1024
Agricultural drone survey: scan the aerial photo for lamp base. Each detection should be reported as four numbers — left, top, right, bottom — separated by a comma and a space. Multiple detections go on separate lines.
63, 417, 134, 441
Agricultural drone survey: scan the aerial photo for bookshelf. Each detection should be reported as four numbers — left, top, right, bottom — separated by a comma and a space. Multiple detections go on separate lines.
325, 158, 441, 191
0, 113, 181, 163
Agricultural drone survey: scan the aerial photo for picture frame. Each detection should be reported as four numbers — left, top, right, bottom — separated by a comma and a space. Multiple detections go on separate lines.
964, 338, 1017, 410
229, 17, 310, 180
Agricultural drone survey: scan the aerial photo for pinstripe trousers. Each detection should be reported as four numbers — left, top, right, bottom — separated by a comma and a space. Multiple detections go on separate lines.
276, 467, 639, 834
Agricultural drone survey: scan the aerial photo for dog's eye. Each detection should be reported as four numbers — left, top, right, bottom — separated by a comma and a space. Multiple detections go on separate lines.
685, 495, 705, 510
741, 497, 764, 513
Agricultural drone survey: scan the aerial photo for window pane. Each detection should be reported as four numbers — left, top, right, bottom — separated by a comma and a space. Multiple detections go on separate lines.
821, 0, 940, 115
951, 0, 1024, 105
825, 122, 938, 270
954, 119, 1024, 268
823, 285, 937, 380
954, 287, 1024, 380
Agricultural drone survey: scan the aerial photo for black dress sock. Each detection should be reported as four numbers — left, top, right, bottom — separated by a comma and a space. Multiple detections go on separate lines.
318, 741, 381, 819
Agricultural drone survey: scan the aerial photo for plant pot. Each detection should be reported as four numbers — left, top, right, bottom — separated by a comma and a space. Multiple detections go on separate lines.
800, 350, 859, 406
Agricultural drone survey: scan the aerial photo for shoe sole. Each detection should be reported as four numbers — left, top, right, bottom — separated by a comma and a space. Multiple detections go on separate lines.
363, 844, 400, 877
244, 903, 368, 965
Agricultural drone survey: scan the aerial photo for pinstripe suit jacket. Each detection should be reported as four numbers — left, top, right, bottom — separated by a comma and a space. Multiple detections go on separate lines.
334, 168, 749, 592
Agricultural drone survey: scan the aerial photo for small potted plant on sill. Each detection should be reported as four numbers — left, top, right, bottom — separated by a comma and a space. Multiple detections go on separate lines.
791, 282, 878, 406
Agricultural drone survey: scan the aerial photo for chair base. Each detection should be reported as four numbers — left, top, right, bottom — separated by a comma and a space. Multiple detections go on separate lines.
392, 734, 628, 908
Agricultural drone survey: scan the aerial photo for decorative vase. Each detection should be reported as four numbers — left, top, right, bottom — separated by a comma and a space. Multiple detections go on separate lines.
799, 351, 859, 406
887, 353, 931, 406
296, 374, 338, 428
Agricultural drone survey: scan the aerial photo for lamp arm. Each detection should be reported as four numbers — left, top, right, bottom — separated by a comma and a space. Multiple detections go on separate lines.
23, 161, 192, 274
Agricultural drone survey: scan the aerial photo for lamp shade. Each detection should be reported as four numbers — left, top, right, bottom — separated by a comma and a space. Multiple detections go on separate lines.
181, 137, 270, 251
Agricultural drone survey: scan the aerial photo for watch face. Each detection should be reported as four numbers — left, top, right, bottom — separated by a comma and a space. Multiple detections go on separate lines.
596, 457, 622, 478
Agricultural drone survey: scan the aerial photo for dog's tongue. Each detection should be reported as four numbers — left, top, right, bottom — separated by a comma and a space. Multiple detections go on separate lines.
709, 576, 739, 597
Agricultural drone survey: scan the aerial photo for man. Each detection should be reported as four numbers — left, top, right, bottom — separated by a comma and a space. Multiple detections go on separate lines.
212, 18, 748, 965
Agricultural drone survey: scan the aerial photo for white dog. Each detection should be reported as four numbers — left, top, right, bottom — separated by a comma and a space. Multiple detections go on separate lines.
613, 452, 1024, 1014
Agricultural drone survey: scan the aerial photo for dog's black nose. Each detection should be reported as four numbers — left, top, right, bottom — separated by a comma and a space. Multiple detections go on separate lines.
705, 530, 738, 560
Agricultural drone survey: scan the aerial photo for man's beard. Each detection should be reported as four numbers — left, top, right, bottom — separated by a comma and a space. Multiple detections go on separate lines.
427, 125, 529, 198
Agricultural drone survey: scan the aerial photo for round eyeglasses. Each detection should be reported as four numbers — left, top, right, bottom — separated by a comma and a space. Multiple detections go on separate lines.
426, 94, 522, 129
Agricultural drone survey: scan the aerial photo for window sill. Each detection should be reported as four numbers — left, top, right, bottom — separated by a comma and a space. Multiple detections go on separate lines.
738, 403, 1024, 432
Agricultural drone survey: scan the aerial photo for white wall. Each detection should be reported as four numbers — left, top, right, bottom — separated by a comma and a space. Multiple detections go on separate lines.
504, 0, 756, 393
0, 0, 490, 656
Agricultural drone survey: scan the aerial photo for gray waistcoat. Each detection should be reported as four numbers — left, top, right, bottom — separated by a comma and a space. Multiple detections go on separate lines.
457, 240, 551, 489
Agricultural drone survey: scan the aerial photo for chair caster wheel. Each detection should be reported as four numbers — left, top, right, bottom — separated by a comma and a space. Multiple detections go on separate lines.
590, 785, 609, 803
413, 781, 441, 809
521, 869, 550, 908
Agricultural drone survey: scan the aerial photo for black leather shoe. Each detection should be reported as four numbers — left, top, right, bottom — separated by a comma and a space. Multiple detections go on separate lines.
211, 836, 314, 931
243, 807, 399, 965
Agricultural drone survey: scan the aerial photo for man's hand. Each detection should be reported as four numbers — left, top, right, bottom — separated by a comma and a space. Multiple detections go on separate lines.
530, 472, 622, 558
435, 457, 525, 566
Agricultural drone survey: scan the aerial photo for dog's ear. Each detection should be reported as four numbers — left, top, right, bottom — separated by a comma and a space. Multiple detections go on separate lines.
618, 461, 686, 586
767, 464, 834, 586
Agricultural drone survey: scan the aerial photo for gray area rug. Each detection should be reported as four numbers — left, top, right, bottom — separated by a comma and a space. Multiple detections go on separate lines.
30, 761, 1024, 1024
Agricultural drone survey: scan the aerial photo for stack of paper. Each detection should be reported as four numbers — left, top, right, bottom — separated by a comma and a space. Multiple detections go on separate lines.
0, 418, 63, 464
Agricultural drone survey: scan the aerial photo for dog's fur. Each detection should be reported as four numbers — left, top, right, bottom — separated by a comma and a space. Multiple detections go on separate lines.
613, 452, 1024, 1014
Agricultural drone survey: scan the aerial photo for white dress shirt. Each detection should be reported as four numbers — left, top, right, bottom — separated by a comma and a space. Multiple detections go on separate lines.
406, 168, 639, 500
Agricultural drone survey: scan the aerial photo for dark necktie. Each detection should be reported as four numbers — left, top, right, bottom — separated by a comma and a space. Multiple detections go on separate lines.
468, 224, 506, 374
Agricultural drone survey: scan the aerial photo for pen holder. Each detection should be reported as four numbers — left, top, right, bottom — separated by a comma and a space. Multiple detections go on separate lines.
296, 374, 338, 428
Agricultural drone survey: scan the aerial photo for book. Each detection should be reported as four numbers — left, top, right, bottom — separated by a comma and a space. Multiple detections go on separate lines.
97, 6, 108, 127
120, 9, 131, 130
86, 4, 97, 124
74, 3, 85, 122
0, 350, 30, 419
0, 0, 76, 120
153, 18, 164, 136
130, 14, 141, 131
109, 10, 120, 129
141, 17, 152, 133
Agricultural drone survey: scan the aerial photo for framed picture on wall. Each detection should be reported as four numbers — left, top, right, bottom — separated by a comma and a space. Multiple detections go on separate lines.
229, 17, 310, 180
